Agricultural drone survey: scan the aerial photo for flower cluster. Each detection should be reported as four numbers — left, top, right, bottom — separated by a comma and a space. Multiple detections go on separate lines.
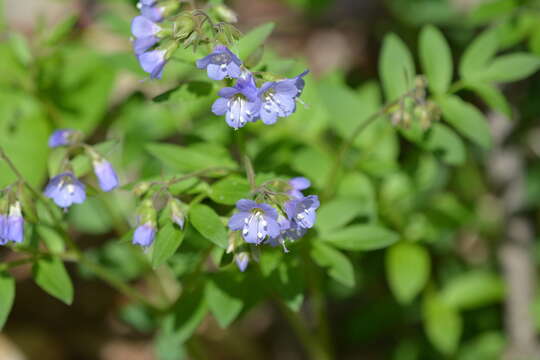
0, 201, 24, 246
227, 177, 319, 271
198, 45, 309, 130
44, 129, 119, 209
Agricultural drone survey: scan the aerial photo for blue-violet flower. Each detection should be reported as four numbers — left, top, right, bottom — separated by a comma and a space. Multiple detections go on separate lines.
285, 195, 320, 229
44, 172, 86, 209
196, 45, 242, 81
93, 159, 119, 192
228, 199, 280, 244
133, 222, 156, 247
288, 177, 310, 199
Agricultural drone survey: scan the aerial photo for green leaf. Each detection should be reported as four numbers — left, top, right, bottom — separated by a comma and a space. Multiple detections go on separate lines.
465, 82, 511, 118
469, 0, 518, 24
290, 147, 332, 188
189, 204, 228, 248
164, 286, 207, 344
205, 275, 244, 328
237, 22, 275, 60
33, 256, 74, 305
379, 33, 415, 101
152, 223, 185, 269
0, 272, 15, 330
474, 53, 540, 83
460, 29, 498, 80
311, 242, 355, 288
270, 260, 304, 311
209, 175, 250, 205
423, 291, 462, 355
146, 142, 236, 173
316, 198, 366, 234
438, 95, 491, 149
386, 242, 431, 304
425, 124, 466, 165
419, 25, 452, 94
322, 224, 399, 251
440, 271, 504, 310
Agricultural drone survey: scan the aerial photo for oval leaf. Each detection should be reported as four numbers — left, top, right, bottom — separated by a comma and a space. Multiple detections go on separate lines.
189, 204, 228, 248
0, 272, 15, 330
475, 53, 540, 83
379, 33, 416, 101
152, 223, 185, 268
423, 292, 463, 355
33, 256, 74, 305
209, 176, 250, 205
205, 275, 244, 328
386, 242, 431, 304
419, 25, 453, 94
237, 22, 275, 59
460, 29, 498, 80
311, 242, 355, 288
440, 271, 504, 310
321, 224, 399, 251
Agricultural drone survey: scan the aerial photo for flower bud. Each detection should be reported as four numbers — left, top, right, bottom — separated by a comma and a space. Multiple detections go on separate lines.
214, 4, 238, 23
169, 198, 185, 229
234, 252, 249, 272
92, 158, 119, 192
48, 129, 83, 148
174, 14, 195, 41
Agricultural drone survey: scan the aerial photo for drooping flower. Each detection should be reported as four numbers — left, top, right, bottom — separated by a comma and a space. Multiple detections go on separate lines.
257, 70, 309, 125
196, 45, 242, 81
138, 49, 168, 79
285, 195, 320, 230
133, 222, 156, 247
44, 172, 86, 209
266, 215, 291, 252
288, 177, 311, 199
228, 199, 280, 244
235, 252, 249, 272
170, 199, 185, 229
212, 73, 261, 129
0, 215, 7, 246
5, 202, 24, 244
48, 129, 80, 148
131, 15, 161, 39
93, 159, 119, 192
133, 36, 160, 55
140, 4, 165, 22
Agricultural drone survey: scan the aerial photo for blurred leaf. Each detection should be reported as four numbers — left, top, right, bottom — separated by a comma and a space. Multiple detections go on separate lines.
472, 53, 540, 83
311, 241, 355, 288
37, 225, 65, 253
440, 271, 504, 310
469, 0, 518, 24
119, 304, 155, 333
316, 198, 366, 233
259, 248, 283, 277
458, 332, 506, 360
9, 32, 32, 66
419, 25, 452, 94
425, 124, 466, 165
0, 272, 15, 330
270, 260, 304, 311
465, 82, 511, 118
189, 204, 228, 248
33, 256, 74, 305
438, 95, 491, 149
209, 175, 250, 205
460, 29, 498, 80
379, 33, 416, 101
322, 224, 399, 251
45, 14, 79, 45
146, 142, 236, 173
165, 286, 207, 344
423, 291, 462, 355
290, 147, 332, 188
386, 242, 431, 304
68, 197, 114, 235
152, 223, 185, 269
205, 274, 244, 328
237, 22, 275, 59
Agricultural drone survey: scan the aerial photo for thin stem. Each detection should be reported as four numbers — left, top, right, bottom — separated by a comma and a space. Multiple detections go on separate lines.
322, 86, 420, 200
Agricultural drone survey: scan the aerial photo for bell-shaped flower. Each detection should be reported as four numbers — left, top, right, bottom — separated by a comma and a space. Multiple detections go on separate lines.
228, 199, 280, 244
44, 172, 86, 209
48, 129, 80, 148
196, 45, 242, 81
5, 202, 24, 244
212, 73, 261, 129
138, 49, 167, 79
133, 222, 156, 247
258, 80, 298, 125
234, 252, 249, 272
131, 15, 161, 39
93, 159, 119, 192
285, 195, 320, 230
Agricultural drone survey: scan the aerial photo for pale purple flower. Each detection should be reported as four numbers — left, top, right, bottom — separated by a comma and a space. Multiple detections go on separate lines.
133, 222, 156, 247
93, 159, 119, 192
0, 215, 7, 245
48, 129, 78, 148
138, 49, 167, 79
141, 5, 164, 22
258, 80, 297, 125
288, 177, 311, 199
133, 36, 159, 55
266, 215, 291, 252
139, 0, 156, 5
131, 15, 161, 39
228, 199, 280, 244
212, 73, 261, 129
235, 252, 249, 272
196, 45, 242, 81
44, 172, 86, 209
5, 202, 24, 244
285, 195, 320, 230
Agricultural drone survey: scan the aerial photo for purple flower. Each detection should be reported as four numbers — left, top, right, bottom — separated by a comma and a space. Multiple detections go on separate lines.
285, 195, 320, 230
0, 215, 7, 245
266, 215, 291, 252
288, 177, 311, 199
139, 0, 156, 5
212, 73, 261, 129
44, 172, 86, 209
133, 222, 156, 247
291, 70, 309, 97
48, 129, 79, 148
93, 159, 119, 192
141, 5, 164, 22
6, 202, 24, 244
235, 252, 249, 272
138, 49, 167, 79
133, 36, 159, 55
228, 199, 280, 244
258, 80, 298, 125
196, 45, 242, 81
131, 15, 161, 39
